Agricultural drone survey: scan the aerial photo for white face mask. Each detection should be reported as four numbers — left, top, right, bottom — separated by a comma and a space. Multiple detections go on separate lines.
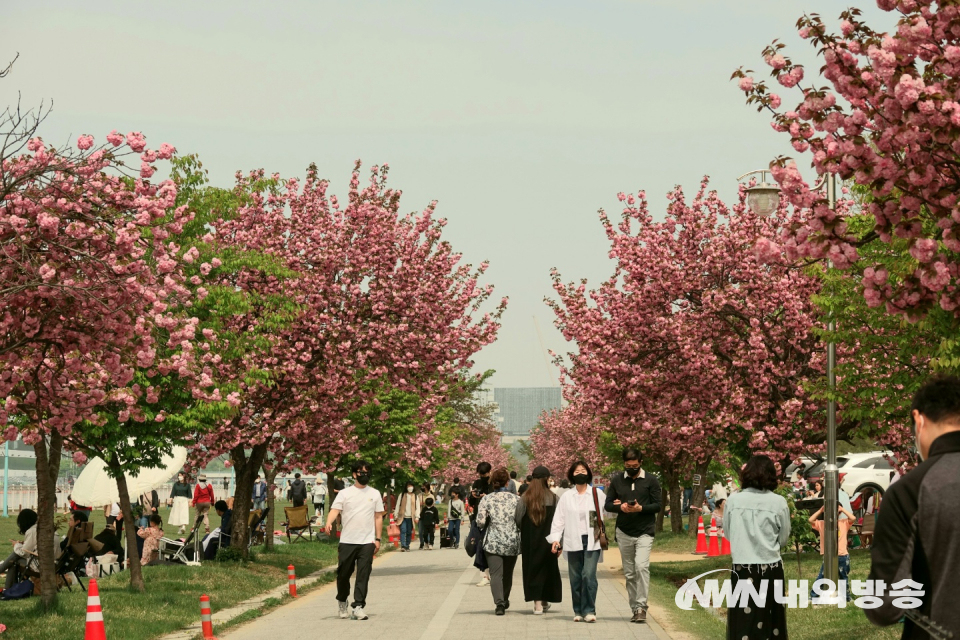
407, 487, 414, 493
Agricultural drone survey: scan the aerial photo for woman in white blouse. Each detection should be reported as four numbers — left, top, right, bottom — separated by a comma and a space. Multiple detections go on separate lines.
547, 461, 608, 623
0, 509, 60, 588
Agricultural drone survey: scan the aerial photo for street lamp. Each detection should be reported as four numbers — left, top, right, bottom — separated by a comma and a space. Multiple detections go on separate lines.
741, 169, 841, 602
737, 170, 781, 216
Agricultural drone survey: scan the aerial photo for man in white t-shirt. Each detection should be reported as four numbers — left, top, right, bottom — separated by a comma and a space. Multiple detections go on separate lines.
325, 460, 384, 621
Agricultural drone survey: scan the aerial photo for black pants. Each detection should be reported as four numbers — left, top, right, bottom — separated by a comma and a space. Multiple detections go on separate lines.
337, 543, 375, 608
423, 526, 435, 546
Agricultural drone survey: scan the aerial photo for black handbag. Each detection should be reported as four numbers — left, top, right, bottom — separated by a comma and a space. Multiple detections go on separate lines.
464, 521, 483, 557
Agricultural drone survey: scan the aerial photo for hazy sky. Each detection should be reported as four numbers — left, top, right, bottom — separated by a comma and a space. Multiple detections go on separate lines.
2, 1, 893, 388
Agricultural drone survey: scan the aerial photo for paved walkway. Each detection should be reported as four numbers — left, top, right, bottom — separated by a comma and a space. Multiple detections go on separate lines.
224, 544, 668, 640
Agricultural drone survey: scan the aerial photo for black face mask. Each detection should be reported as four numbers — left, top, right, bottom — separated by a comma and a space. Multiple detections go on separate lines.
573, 473, 590, 486
356, 474, 370, 486
626, 467, 640, 477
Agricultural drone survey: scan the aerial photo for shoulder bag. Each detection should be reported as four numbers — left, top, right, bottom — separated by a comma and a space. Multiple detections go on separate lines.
591, 486, 609, 551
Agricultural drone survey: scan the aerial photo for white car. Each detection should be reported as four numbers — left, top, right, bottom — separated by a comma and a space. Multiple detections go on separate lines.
836, 451, 899, 498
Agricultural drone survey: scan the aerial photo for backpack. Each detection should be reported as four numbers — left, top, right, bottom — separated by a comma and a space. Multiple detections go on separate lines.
2, 579, 34, 600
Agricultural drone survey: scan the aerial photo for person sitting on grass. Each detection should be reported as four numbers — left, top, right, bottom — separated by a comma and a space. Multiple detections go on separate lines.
94, 523, 124, 565
0, 510, 60, 588
60, 509, 90, 552
202, 500, 233, 559
137, 514, 164, 566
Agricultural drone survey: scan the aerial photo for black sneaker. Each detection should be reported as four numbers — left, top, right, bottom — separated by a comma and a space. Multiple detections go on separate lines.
504, 600, 510, 610
495, 604, 505, 616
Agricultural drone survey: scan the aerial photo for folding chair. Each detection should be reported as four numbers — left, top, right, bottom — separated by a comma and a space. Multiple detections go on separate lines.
248, 508, 270, 548
56, 521, 94, 592
159, 513, 204, 565
283, 505, 313, 543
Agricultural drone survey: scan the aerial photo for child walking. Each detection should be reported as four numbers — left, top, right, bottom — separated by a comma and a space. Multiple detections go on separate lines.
448, 490, 465, 550
138, 514, 164, 566
420, 497, 440, 550
808, 503, 855, 600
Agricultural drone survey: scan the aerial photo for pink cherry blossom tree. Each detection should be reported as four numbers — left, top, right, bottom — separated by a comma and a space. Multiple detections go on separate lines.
0, 115, 197, 605
194, 162, 505, 552
736, 2, 960, 320
548, 180, 827, 532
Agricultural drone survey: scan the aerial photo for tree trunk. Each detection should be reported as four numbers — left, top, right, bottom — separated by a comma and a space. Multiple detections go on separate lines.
655, 484, 665, 534
670, 478, 684, 533
33, 433, 62, 611
263, 463, 280, 551
229, 442, 268, 557
111, 466, 145, 592
686, 458, 712, 535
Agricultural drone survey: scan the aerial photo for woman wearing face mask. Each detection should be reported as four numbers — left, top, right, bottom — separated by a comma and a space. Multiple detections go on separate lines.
393, 482, 421, 552
547, 461, 608, 623
169, 472, 193, 535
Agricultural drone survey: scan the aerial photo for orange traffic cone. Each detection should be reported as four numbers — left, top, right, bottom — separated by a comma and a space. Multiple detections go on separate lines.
720, 528, 731, 555
85, 579, 107, 640
388, 515, 399, 545
199, 594, 217, 640
694, 516, 708, 554
707, 522, 720, 557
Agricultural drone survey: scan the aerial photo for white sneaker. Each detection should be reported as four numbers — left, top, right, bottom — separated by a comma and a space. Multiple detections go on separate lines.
584, 614, 597, 623
351, 606, 368, 620
542, 602, 551, 613
476, 577, 490, 587
533, 602, 543, 615
573, 615, 584, 622
338, 601, 349, 619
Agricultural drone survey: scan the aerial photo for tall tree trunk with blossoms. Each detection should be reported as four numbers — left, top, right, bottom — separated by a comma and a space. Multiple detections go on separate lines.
195, 162, 504, 555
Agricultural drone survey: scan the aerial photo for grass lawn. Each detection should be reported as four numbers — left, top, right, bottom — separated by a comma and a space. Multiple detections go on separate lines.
647, 549, 903, 640
0, 501, 347, 640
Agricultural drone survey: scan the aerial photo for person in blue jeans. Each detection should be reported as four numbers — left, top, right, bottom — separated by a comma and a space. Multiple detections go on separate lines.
808, 504, 855, 601
548, 460, 607, 622
448, 489, 464, 549
392, 482, 421, 551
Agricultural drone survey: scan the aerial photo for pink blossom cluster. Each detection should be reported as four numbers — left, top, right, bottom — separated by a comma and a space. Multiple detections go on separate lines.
1, 131, 207, 443
737, 3, 960, 318
195, 162, 506, 475
546, 179, 828, 481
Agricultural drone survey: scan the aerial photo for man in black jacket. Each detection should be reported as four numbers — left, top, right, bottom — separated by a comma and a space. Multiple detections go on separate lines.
605, 447, 661, 625
291, 473, 307, 508
866, 375, 960, 639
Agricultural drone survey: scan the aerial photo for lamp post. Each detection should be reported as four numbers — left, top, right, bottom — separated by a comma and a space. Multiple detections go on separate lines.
740, 169, 841, 600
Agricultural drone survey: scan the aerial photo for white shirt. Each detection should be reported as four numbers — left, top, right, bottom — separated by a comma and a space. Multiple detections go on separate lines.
109, 503, 120, 518
546, 486, 608, 559
331, 485, 385, 545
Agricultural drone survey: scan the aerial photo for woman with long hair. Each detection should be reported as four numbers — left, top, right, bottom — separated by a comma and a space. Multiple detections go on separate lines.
515, 465, 562, 614
722, 455, 791, 640
476, 466, 521, 615
548, 460, 608, 623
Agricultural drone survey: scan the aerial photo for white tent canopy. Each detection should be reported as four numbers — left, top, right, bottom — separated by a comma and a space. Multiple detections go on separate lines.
71, 446, 188, 507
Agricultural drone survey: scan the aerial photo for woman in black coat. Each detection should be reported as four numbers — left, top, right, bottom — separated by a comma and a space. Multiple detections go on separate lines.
515, 465, 562, 614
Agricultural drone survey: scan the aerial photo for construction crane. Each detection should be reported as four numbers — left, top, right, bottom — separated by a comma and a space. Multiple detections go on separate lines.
532, 316, 556, 387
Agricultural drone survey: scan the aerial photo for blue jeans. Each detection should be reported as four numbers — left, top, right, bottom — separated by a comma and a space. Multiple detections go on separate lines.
448, 520, 461, 546
811, 554, 851, 600
567, 534, 600, 616
400, 517, 414, 549
253, 499, 266, 512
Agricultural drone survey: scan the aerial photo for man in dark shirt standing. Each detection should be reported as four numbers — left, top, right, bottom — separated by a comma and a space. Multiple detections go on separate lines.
866, 376, 960, 638
469, 461, 492, 587
605, 447, 661, 624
